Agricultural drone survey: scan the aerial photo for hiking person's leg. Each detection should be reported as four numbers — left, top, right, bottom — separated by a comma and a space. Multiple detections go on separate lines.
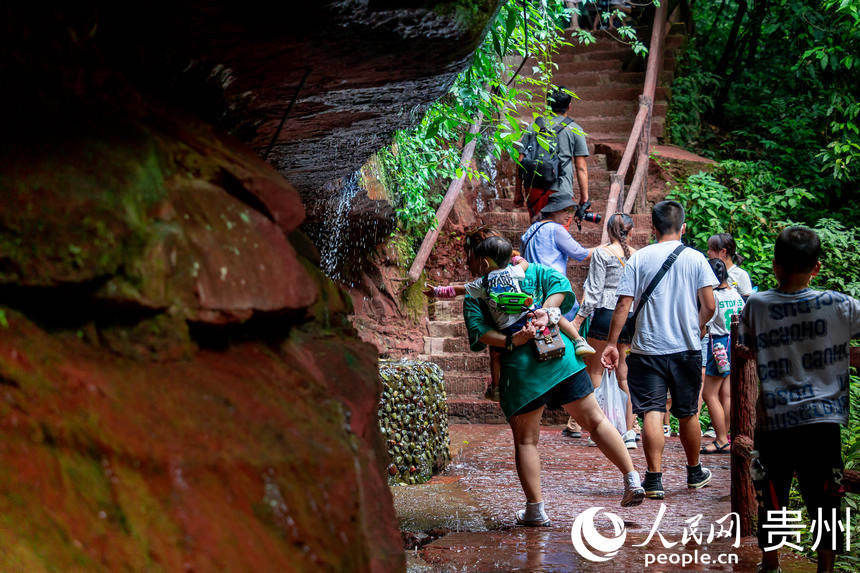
719, 375, 731, 435
585, 337, 607, 389
616, 343, 634, 431
561, 368, 644, 506
565, 393, 632, 473
701, 374, 729, 451
509, 405, 546, 503
626, 353, 667, 472
668, 350, 712, 487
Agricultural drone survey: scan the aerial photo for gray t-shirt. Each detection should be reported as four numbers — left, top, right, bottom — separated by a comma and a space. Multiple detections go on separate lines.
616, 240, 718, 355
740, 288, 860, 431
545, 116, 589, 195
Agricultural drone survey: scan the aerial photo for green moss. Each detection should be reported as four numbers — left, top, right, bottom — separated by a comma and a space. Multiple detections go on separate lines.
400, 272, 428, 323
0, 119, 167, 286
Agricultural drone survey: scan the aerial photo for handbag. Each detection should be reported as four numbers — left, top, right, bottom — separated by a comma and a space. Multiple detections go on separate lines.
532, 325, 566, 361
629, 244, 686, 337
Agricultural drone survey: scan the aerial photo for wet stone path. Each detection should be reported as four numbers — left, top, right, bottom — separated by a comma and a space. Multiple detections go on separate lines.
393, 424, 815, 572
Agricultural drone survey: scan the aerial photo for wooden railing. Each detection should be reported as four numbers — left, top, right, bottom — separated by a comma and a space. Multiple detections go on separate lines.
729, 314, 758, 537
600, 1, 668, 243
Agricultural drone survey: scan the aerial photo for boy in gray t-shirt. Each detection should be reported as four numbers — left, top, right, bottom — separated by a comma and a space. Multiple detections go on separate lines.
740, 226, 860, 573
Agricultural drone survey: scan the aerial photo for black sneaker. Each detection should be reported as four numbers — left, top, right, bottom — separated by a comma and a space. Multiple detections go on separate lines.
642, 471, 664, 499
687, 464, 712, 489
561, 427, 582, 438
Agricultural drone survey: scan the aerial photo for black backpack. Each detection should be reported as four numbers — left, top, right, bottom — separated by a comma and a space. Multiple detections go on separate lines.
518, 117, 573, 189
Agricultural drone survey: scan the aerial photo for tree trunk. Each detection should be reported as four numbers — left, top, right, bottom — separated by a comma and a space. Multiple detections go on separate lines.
713, 0, 749, 81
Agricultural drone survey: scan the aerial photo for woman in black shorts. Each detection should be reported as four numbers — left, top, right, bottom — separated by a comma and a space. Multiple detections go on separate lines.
572, 213, 638, 447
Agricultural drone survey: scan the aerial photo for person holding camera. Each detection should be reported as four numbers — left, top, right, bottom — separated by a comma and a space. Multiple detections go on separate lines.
521, 193, 595, 356
515, 87, 590, 220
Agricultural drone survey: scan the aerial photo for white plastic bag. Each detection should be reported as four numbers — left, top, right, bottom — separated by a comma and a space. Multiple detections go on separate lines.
593, 370, 628, 436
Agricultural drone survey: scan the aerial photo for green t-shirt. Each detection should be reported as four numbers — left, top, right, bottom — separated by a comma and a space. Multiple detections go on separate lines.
463, 263, 587, 419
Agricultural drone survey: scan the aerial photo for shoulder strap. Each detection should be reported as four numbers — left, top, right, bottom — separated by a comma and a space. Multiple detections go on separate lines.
521, 221, 553, 252
603, 244, 626, 267
552, 117, 574, 135
631, 244, 686, 329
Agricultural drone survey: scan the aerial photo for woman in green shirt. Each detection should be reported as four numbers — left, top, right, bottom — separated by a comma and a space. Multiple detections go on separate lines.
462, 232, 644, 525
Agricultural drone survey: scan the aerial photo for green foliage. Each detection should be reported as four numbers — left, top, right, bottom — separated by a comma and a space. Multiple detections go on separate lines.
668, 161, 813, 289
667, 0, 860, 206
669, 161, 860, 296
376, 0, 650, 262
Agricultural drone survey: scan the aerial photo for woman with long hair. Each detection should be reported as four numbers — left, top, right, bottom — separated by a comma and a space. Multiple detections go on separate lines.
571, 213, 639, 448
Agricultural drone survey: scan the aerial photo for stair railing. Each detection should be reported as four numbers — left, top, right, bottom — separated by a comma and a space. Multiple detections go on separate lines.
600, 0, 668, 244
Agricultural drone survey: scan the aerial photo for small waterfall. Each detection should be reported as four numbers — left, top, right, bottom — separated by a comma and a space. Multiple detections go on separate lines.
319, 171, 362, 283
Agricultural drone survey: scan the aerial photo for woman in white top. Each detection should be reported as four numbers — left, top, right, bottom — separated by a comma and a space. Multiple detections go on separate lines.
700, 258, 745, 454
707, 233, 753, 299
571, 213, 638, 448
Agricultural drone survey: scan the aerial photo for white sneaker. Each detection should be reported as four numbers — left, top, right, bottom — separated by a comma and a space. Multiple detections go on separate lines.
663, 424, 672, 437
516, 502, 551, 527
586, 437, 598, 447
622, 429, 637, 449
573, 338, 596, 357
703, 426, 717, 438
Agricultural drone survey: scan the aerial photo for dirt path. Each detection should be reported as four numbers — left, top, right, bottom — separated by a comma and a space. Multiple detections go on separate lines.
394, 424, 816, 572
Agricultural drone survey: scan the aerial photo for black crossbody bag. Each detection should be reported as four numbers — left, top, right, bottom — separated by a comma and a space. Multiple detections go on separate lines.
629, 244, 687, 336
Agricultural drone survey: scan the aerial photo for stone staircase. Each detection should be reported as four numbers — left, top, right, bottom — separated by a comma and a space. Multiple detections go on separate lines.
422, 28, 686, 424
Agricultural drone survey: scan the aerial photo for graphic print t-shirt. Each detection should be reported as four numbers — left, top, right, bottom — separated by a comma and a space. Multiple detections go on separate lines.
463, 265, 531, 330
740, 288, 860, 431
708, 287, 745, 337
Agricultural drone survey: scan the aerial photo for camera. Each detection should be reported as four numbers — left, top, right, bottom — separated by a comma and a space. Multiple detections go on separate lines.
574, 201, 602, 231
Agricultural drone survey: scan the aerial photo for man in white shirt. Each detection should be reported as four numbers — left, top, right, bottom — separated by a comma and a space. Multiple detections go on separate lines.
601, 201, 717, 499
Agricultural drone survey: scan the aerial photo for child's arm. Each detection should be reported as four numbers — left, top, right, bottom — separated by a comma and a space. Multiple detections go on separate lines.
511, 255, 529, 272
424, 284, 467, 298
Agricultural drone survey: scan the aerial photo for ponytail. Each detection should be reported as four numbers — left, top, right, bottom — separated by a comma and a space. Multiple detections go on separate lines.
607, 213, 634, 259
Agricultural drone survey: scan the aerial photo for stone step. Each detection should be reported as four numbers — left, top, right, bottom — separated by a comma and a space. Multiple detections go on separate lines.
570, 100, 668, 119
424, 335, 471, 354
427, 320, 467, 338
428, 298, 464, 322
421, 352, 490, 372
570, 85, 668, 101
447, 396, 570, 425
554, 70, 674, 87
444, 373, 491, 395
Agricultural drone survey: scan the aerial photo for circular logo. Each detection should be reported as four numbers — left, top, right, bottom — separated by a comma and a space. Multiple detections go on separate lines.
570, 507, 627, 562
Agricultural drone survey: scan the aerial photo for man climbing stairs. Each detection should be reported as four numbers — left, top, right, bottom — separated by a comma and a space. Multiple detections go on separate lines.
421, 27, 691, 424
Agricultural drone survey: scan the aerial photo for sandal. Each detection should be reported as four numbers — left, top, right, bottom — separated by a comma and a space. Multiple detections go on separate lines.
700, 440, 730, 455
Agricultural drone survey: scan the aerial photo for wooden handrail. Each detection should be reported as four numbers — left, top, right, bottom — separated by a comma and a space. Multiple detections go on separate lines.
729, 314, 758, 537
600, 1, 667, 243
407, 112, 484, 283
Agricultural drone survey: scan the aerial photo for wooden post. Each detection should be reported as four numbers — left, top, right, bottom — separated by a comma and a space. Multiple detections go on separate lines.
730, 313, 758, 537
407, 112, 484, 283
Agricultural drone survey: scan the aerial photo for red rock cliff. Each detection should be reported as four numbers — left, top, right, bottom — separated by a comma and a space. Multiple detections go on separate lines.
0, 1, 499, 569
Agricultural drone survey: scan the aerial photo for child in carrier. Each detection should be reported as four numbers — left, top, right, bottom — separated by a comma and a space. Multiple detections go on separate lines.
699, 258, 744, 455
426, 236, 591, 395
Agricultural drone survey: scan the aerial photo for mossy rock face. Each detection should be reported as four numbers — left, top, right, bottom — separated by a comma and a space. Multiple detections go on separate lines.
0, 122, 164, 286
378, 359, 450, 485
0, 112, 315, 325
